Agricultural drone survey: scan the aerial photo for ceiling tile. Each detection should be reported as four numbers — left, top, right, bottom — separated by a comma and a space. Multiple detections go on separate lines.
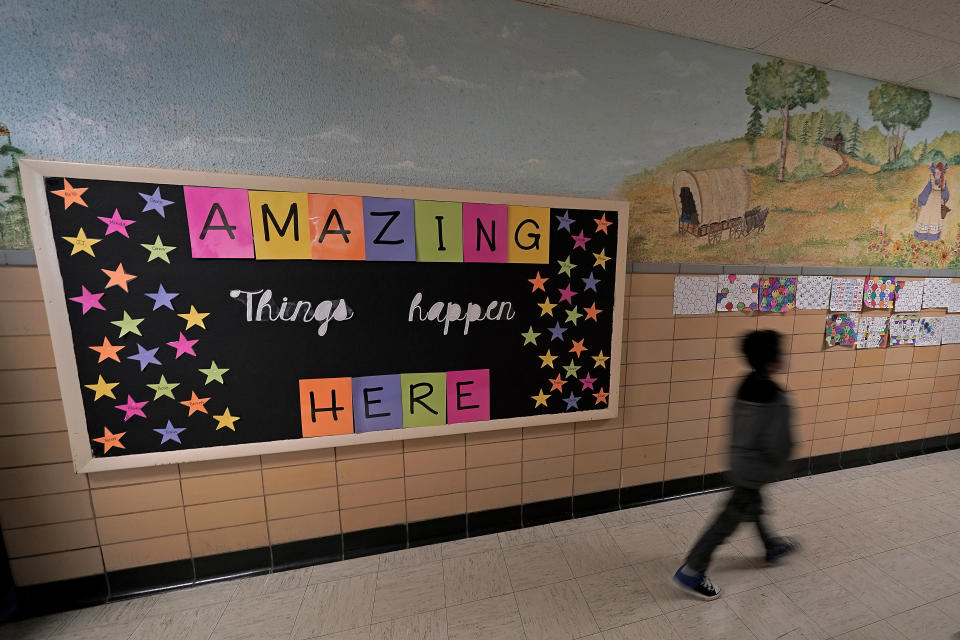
831, 0, 960, 43
908, 62, 960, 96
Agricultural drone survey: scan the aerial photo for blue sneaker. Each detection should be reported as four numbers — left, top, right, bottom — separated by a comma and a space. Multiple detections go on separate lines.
765, 537, 800, 565
673, 566, 721, 600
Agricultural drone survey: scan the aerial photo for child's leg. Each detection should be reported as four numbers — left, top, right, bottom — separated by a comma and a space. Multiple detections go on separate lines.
685, 486, 753, 573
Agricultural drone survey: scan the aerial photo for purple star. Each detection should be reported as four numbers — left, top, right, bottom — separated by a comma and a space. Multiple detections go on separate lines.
556, 210, 574, 232
579, 373, 598, 391
154, 420, 186, 444
547, 321, 568, 342
582, 271, 600, 292
562, 392, 581, 411
139, 187, 174, 217
145, 283, 179, 311
571, 230, 589, 250
128, 344, 161, 371
558, 284, 577, 305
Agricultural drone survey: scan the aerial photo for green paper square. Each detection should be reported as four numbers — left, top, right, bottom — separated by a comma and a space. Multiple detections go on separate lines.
415, 201, 463, 262
401, 372, 447, 427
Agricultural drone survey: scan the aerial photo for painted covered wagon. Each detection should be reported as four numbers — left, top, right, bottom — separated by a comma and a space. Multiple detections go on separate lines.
673, 167, 769, 244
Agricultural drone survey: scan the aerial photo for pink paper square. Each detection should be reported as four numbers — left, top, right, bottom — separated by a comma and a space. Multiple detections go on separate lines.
462, 203, 507, 262
446, 369, 490, 424
184, 187, 254, 258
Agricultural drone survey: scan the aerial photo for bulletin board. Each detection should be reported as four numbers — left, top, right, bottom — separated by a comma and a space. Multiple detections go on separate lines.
21, 160, 628, 472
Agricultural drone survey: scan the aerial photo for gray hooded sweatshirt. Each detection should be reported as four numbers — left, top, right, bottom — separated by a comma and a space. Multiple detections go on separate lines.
728, 389, 794, 489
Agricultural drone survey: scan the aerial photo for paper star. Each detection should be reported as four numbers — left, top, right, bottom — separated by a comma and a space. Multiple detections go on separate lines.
102, 263, 137, 291
556, 210, 574, 232
115, 394, 148, 421
594, 388, 609, 405
97, 209, 135, 237
547, 322, 567, 342
538, 297, 557, 317
84, 375, 118, 400
584, 303, 602, 322
521, 326, 541, 346
529, 272, 548, 293
571, 230, 589, 251
562, 359, 581, 379
593, 248, 611, 269
89, 336, 123, 363
569, 338, 587, 357
582, 271, 600, 292
595, 213, 613, 234
51, 179, 88, 210
531, 389, 550, 408
592, 350, 609, 369
579, 373, 598, 391
167, 332, 198, 358
557, 256, 575, 277
69, 285, 105, 314
141, 235, 176, 263
548, 374, 567, 392
558, 284, 577, 305
565, 306, 583, 326
154, 420, 186, 444
213, 408, 239, 431
178, 305, 209, 330
62, 228, 101, 256
147, 374, 179, 400
111, 311, 144, 337
145, 283, 179, 311
139, 187, 174, 217
181, 391, 210, 416
199, 361, 229, 384
92, 427, 125, 453
128, 343, 161, 371
562, 392, 581, 411
539, 349, 557, 369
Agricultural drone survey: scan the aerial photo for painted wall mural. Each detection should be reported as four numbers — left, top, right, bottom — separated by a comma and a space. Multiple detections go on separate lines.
3, 0, 960, 267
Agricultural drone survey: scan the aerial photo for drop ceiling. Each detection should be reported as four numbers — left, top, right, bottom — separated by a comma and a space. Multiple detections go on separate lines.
519, 0, 960, 99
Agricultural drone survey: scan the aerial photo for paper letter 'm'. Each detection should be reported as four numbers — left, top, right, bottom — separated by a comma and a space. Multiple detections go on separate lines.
250, 191, 310, 259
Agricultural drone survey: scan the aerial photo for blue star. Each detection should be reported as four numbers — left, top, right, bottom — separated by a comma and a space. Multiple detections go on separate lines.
563, 392, 581, 411
547, 321, 568, 341
145, 283, 179, 311
128, 344, 161, 371
139, 187, 174, 218
556, 210, 574, 232
582, 271, 601, 292
154, 420, 186, 444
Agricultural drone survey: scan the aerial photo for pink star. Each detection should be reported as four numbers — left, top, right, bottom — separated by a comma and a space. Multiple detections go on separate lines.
571, 230, 589, 250
167, 332, 198, 358
68, 285, 105, 314
97, 209, 136, 238
579, 373, 598, 391
115, 394, 147, 421
558, 284, 577, 305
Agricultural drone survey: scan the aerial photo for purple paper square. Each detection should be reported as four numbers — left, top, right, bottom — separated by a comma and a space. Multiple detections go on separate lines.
352, 374, 402, 432
363, 197, 416, 261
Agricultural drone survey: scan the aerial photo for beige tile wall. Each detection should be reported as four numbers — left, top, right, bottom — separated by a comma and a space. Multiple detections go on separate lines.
2, 266, 957, 587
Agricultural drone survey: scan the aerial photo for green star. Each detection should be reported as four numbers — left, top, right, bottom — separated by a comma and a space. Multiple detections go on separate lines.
111, 311, 144, 337
146, 374, 179, 400
565, 306, 583, 326
199, 360, 230, 385
521, 326, 541, 346
557, 255, 575, 277
562, 359, 581, 379
141, 235, 176, 263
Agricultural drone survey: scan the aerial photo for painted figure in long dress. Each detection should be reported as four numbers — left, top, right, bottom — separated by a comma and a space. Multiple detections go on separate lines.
914, 162, 950, 241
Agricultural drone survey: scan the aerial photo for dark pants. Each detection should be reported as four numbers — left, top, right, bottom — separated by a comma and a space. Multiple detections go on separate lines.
685, 485, 775, 573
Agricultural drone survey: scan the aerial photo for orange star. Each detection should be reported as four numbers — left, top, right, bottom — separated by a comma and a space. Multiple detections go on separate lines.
102, 263, 137, 292
180, 390, 210, 416
529, 272, 548, 293
593, 388, 609, 405
548, 373, 567, 392
89, 336, 124, 363
595, 213, 613, 234
584, 303, 602, 321
569, 338, 588, 357
51, 179, 88, 210
92, 426, 125, 453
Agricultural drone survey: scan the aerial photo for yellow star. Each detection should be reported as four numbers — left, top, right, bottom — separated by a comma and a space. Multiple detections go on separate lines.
593, 248, 611, 269
178, 305, 210, 330
84, 375, 118, 400
213, 408, 239, 431
539, 349, 557, 368
592, 350, 610, 369
531, 389, 550, 408
62, 228, 101, 256
538, 297, 557, 317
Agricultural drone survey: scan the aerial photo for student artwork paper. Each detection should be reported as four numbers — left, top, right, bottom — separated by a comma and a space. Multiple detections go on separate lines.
922, 278, 952, 309
862, 277, 898, 309
825, 313, 858, 347
917, 317, 944, 347
942, 316, 960, 345
796, 276, 832, 310
716, 274, 759, 312
894, 280, 924, 312
830, 277, 865, 311
759, 276, 797, 312
889, 314, 920, 345
948, 283, 960, 313
856, 316, 888, 349
674, 276, 717, 315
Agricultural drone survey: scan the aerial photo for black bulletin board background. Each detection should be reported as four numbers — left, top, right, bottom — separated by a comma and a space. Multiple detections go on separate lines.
44, 177, 619, 458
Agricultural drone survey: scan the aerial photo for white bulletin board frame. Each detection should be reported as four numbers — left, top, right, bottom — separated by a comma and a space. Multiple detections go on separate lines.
21, 159, 629, 473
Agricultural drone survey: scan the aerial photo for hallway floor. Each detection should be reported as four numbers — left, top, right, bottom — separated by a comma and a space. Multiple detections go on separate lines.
3, 450, 960, 640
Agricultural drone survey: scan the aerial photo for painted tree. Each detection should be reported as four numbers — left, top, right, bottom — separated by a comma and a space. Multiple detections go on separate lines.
799, 116, 810, 145
848, 119, 862, 157
746, 59, 829, 181
815, 115, 825, 146
746, 102, 763, 138
0, 123, 27, 245
867, 82, 931, 163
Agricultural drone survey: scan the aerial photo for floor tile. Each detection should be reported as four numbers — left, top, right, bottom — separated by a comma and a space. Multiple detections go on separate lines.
724, 584, 827, 640
597, 506, 650, 528
823, 558, 926, 617
497, 524, 554, 548
551, 515, 604, 537
933, 592, 960, 623
309, 555, 380, 585
371, 561, 445, 623
556, 529, 628, 577
443, 550, 512, 606
131, 602, 227, 640
653, 511, 708, 550
0, 611, 78, 640
310, 628, 371, 640
233, 566, 311, 600
777, 571, 878, 637
378, 544, 442, 572
71, 595, 159, 628
607, 521, 682, 565
775, 522, 860, 570
292, 573, 377, 639
210, 587, 306, 640
576, 565, 661, 630
54, 621, 144, 640
729, 535, 818, 582
640, 500, 692, 519
664, 599, 757, 640
600, 615, 681, 640
150, 580, 238, 616
867, 547, 960, 602
832, 620, 908, 640
369, 609, 447, 639
445, 593, 525, 640
515, 579, 599, 640
502, 539, 572, 591
705, 544, 771, 596
887, 603, 960, 640
440, 534, 500, 559
633, 554, 700, 615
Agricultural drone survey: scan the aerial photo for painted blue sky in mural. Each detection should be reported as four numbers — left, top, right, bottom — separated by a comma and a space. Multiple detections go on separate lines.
2, 0, 959, 197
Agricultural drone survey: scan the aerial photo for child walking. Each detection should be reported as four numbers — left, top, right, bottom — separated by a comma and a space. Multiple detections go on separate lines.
673, 329, 799, 599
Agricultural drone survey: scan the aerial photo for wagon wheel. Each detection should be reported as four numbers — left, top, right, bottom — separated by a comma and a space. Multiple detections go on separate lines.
729, 218, 744, 240
707, 226, 722, 245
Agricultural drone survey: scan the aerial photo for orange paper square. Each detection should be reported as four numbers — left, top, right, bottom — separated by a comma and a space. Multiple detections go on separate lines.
299, 377, 354, 437
309, 194, 366, 260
